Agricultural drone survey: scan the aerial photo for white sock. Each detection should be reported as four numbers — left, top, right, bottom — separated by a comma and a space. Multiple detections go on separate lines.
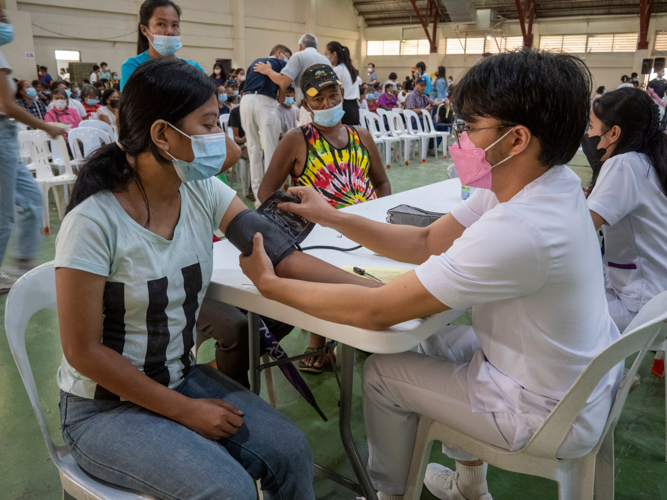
455, 462, 489, 499
377, 493, 403, 500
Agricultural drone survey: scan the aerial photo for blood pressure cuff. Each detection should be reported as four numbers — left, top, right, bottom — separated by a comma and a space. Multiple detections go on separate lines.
225, 209, 299, 267
387, 204, 446, 228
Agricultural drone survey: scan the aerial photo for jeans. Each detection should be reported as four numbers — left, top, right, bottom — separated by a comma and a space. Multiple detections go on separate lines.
60, 364, 315, 500
0, 117, 42, 267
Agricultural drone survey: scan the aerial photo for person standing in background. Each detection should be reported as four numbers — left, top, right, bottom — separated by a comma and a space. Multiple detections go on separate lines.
120, 0, 205, 91
416, 61, 431, 97
38, 66, 52, 85
98, 62, 111, 81
59, 67, 69, 81
0, 7, 67, 290
647, 68, 666, 99
325, 41, 360, 126
367, 62, 378, 87
89, 64, 100, 83
240, 44, 291, 207
383, 72, 398, 92
434, 66, 448, 102
211, 61, 226, 87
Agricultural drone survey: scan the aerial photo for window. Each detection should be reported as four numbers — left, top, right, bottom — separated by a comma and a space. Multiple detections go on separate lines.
484, 36, 525, 54
466, 37, 485, 54
539, 35, 587, 52
54, 50, 80, 61
446, 37, 465, 55
655, 31, 667, 52
366, 40, 400, 56
587, 34, 614, 52
611, 33, 638, 52
401, 39, 430, 55
587, 33, 637, 53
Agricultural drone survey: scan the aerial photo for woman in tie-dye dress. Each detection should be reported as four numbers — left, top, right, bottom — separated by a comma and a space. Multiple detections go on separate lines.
258, 62, 391, 371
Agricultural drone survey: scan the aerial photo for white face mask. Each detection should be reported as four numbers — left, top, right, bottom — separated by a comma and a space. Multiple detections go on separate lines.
368, 68, 373, 74
53, 99, 67, 111
214, 68, 221, 75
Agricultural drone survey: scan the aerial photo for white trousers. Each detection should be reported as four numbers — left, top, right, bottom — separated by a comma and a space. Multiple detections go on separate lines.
362, 325, 509, 495
605, 287, 636, 333
239, 94, 281, 206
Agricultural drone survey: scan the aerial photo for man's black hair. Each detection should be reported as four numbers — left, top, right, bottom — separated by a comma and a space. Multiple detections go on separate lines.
453, 48, 592, 168
416, 61, 425, 72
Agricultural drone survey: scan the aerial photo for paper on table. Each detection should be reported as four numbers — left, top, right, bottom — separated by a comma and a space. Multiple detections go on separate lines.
342, 265, 411, 283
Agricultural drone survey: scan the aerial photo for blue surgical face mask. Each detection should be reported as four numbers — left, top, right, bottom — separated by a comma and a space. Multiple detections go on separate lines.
147, 30, 182, 57
65, 89, 72, 97
366, 94, 374, 101
165, 122, 227, 182
26, 88, 37, 99
311, 101, 345, 127
219, 93, 228, 103
233, 90, 239, 96
284, 96, 294, 106
86, 98, 98, 106
43, 90, 51, 96
0, 23, 14, 46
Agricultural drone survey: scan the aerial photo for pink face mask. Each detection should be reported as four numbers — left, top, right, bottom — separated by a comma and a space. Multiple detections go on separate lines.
448, 129, 514, 189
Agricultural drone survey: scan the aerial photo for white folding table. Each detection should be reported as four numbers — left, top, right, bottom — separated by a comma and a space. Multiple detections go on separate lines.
207, 178, 465, 499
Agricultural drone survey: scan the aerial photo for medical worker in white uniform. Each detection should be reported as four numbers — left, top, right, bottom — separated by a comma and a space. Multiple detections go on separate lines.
239, 49, 623, 500
584, 87, 667, 332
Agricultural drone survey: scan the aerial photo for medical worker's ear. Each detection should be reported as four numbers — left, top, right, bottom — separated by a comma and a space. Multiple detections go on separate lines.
507, 125, 533, 157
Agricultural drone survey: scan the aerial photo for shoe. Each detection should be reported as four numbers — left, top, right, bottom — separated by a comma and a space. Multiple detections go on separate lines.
5, 259, 35, 277
0, 272, 16, 295
424, 463, 492, 500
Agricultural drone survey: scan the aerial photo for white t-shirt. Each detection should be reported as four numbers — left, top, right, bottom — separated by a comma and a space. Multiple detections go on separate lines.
90, 71, 98, 83
54, 177, 236, 399
0, 50, 15, 115
96, 105, 117, 135
587, 151, 667, 313
278, 104, 298, 134
416, 165, 622, 457
383, 79, 398, 91
48, 98, 87, 119
333, 64, 359, 100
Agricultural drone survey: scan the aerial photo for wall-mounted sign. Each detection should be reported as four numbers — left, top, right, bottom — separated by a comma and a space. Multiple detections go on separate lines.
25, 52, 35, 60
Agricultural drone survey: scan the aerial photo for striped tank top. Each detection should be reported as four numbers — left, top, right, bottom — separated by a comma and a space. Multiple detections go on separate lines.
292, 123, 377, 209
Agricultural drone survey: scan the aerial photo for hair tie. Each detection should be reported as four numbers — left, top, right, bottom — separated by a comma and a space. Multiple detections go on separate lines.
649, 103, 661, 136
116, 140, 124, 151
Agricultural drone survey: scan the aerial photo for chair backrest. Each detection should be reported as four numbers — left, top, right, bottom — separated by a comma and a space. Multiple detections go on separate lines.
403, 109, 424, 134
358, 109, 368, 128
365, 113, 384, 139
47, 135, 75, 176
30, 143, 57, 180
421, 109, 437, 134
68, 127, 108, 162
80, 119, 115, 140
226, 124, 235, 141
4, 262, 63, 466
520, 290, 667, 459
377, 108, 388, 118
219, 113, 230, 132
18, 130, 49, 159
387, 111, 409, 137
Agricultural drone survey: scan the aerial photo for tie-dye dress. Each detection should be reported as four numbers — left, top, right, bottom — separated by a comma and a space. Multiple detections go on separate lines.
292, 123, 377, 208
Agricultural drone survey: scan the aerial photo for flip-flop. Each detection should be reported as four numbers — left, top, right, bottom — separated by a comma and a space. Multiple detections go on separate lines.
298, 347, 326, 374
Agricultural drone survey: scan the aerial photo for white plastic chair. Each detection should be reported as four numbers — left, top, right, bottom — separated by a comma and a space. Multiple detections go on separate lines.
226, 126, 250, 196
80, 119, 115, 142
403, 109, 436, 163
18, 130, 53, 172
647, 323, 667, 461
365, 113, 396, 169
403, 290, 667, 500
421, 109, 449, 159
30, 140, 77, 235
386, 111, 420, 166
358, 109, 368, 129
4, 262, 158, 500
376, 108, 388, 119
68, 127, 110, 166
219, 113, 230, 133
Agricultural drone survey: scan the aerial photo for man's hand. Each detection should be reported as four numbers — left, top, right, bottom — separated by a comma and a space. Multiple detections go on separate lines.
44, 123, 67, 139
253, 61, 272, 75
177, 398, 244, 440
278, 186, 337, 226
239, 233, 278, 294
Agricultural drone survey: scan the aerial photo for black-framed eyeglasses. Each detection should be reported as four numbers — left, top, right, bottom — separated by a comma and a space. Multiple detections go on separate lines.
453, 122, 517, 146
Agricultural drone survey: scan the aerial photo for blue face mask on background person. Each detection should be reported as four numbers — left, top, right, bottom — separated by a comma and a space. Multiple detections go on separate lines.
26, 88, 37, 99
43, 90, 51, 96
233, 90, 239, 96
165, 122, 227, 182
219, 93, 228, 103
65, 89, 72, 97
147, 30, 182, 57
284, 97, 294, 106
0, 23, 14, 46
311, 101, 345, 127
366, 94, 374, 101
86, 98, 98, 106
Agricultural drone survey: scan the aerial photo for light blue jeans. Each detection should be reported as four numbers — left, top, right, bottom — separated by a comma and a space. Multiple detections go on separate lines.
60, 365, 315, 500
0, 117, 42, 267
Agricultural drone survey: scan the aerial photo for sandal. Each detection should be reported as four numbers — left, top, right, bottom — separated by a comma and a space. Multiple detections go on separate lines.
298, 347, 326, 374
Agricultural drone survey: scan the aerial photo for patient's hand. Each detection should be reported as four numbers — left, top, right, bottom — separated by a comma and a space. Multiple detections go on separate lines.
279, 186, 337, 226
239, 233, 277, 293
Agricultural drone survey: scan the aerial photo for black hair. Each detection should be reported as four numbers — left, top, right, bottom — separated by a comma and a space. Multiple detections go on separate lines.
368, 63, 375, 69
137, 0, 182, 55
51, 80, 69, 90
416, 61, 425, 72
39, 66, 47, 71
621, 75, 630, 83
16, 80, 29, 100
101, 62, 108, 67
92, 64, 100, 71
270, 44, 292, 57
67, 59, 216, 225
388, 72, 397, 80
436, 66, 446, 79
326, 41, 358, 82
102, 88, 119, 105
453, 48, 592, 168
596, 85, 605, 95
482, 52, 492, 58
590, 87, 667, 196
31, 79, 41, 87
210, 61, 227, 80
94, 81, 105, 89
631, 72, 638, 78
51, 89, 67, 99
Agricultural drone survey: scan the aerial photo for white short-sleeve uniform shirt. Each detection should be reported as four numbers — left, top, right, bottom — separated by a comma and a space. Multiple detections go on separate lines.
416, 165, 622, 457
55, 177, 237, 400
587, 152, 667, 315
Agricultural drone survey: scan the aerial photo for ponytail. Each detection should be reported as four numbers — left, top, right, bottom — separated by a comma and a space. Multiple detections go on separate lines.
326, 41, 358, 82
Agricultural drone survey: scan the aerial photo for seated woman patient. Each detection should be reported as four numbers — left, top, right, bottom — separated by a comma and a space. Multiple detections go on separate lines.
241, 49, 623, 500
258, 63, 391, 373
583, 87, 667, 332
55, 59, 373, 500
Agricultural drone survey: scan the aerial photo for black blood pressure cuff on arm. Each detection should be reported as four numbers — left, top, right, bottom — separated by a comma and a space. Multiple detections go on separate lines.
225, 209, 299, 267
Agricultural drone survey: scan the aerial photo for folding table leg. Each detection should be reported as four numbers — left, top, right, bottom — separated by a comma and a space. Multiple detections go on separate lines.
248, 312, 261, 395
339, 344, 378, 500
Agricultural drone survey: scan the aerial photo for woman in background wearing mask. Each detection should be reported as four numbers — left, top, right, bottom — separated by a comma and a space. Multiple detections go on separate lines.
325, 41, 360, 126
80, 84, 101, 118
236, 68, 246, 82
45, 89, 82, 134
257, 64, 391, 373
210, 61, 226, 87
584, 87, 667, 332
48, 80, 88, 120
0, 7, 66, 291
96, 88, 120, 136
119, 0, 205, 91
15, 80, 47, 122
216, 84, 232, 116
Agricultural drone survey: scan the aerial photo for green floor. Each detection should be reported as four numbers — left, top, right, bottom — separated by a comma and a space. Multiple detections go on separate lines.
2, 155, 666, 500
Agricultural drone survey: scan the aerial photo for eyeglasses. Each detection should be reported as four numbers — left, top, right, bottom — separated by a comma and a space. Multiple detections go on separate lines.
453, 122, 516, 146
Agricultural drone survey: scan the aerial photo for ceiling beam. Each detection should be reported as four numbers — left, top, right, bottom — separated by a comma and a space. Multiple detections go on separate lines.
638, 0, 654, 49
